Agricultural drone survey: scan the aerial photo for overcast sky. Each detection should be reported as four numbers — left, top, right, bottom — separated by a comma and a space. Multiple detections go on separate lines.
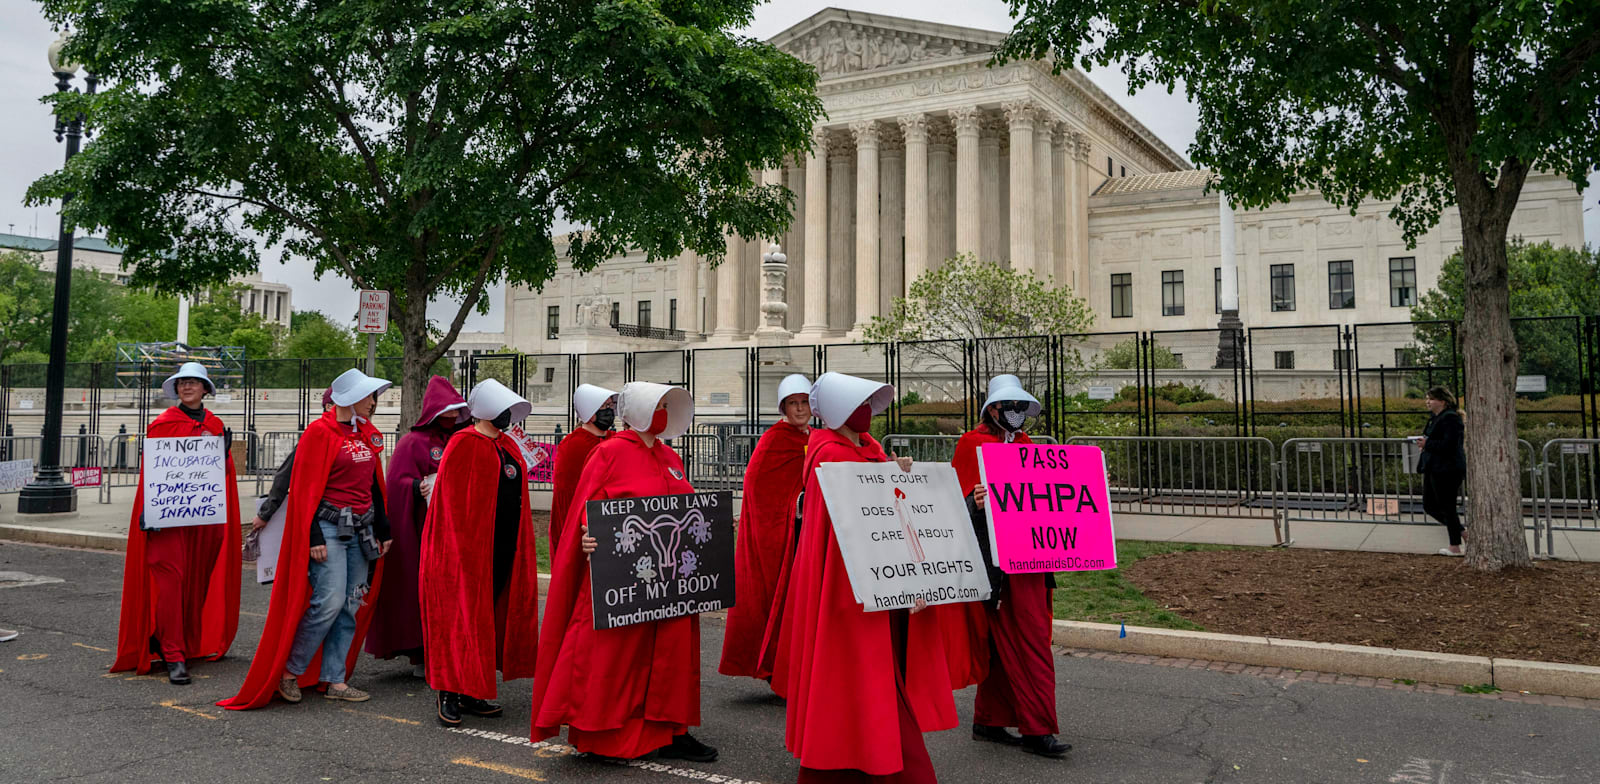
1, 1, 1595, 337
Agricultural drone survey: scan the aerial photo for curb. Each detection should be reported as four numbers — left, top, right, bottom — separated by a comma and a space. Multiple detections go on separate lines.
1052, 619, 1600, 701
0, 524, 127, 552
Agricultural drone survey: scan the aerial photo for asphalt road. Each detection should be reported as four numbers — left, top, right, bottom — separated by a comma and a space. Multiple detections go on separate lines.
1, 540, 1594, 784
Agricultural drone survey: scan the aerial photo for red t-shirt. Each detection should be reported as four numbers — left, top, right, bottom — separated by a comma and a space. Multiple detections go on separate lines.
321, 425, 380, 514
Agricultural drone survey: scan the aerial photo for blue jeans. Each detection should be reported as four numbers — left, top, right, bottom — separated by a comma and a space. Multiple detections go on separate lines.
285, 520, 369, 684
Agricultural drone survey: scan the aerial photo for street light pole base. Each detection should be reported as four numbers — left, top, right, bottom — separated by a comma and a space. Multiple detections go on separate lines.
17, 479, 77, 515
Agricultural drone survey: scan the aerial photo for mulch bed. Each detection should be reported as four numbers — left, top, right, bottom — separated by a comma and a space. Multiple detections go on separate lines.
1123, 549, 1600, 667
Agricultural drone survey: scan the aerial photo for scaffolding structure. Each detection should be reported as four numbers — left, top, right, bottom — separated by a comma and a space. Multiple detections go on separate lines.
114, 342, 246, 389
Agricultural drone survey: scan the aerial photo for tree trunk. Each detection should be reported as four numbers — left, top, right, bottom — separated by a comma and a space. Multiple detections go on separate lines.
397, 298, 432, 430
1455, 189, 1532, 571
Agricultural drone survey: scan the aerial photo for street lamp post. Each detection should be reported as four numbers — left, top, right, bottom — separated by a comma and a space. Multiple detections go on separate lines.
19, 32, 96, 515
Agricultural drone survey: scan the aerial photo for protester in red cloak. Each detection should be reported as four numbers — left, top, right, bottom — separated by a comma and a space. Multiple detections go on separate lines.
529, 381, 718, 763
365, 375, 466, 670
719, 373, 811, 682
218, 369, 393, 710
954, 375, 1070, 758
774, 372, 954, 783
548, 383, 616, 556
421, 378, 541, 727
113, 363, 241, 685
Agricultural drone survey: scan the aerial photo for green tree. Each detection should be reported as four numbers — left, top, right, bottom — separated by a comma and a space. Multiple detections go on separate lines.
32, 0, 822, 425
862, 253, 1096, 406
1100, 338, 1181, 371
188, 287, 280, 360
999, 0, 1600, 571
281, 311, 356, 359
1412, 240, 1600, 395
0, 252, 53, 365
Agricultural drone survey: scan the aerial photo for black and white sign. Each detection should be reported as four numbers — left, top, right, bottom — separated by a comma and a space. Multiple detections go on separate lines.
142, 436, 228, 529
586, 491, 735, 630
814, 462, 991, 611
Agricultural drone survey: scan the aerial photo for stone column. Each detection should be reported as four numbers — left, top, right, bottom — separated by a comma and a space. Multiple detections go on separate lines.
927, 121, 955, 268
879, 135, 905, 315
712, 231, 744, 340
785, 160, 806, 334
751, 167, 782, 331
1051, 123, 1068, 285
980, 119, 1003, 262
851, 120, 881, 334
677, 250, 701, 340
1034, 116, 1055, 280
951, 106, 982, 256
1071, 133, 1090, 291
800, 128, 830, 339
1004, 101, 1037, 274
899, 113, 929, 292
828, 137, 855, 332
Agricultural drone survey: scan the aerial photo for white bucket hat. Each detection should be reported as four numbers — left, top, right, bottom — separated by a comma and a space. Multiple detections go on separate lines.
809, 372, 894, 430
618, 382, 693, 440
573, 383, 618, 424
162, 362, 216, 398
982, 374, 1041, 417
469, 378, 532, 423
776, 374, 812, 414
329, 368, 392, 407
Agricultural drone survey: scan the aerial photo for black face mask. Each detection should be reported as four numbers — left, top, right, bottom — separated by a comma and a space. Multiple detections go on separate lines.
491, 409, 514, 431
592, 408, 616, 431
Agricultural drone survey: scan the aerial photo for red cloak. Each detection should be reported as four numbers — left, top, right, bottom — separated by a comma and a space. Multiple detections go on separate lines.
419, 427, 540, 699
218, 410, 388, 710
776, 428, 956, 776
529, 430, 700, 758
548, 426, 606, 556
112, 407, 242, 673
937, 427, 1034, 690
718, 419, 808, 680
366, 374, 464, 660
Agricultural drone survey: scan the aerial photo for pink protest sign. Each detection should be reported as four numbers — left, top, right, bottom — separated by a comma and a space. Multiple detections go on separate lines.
976, 442, 1116, 574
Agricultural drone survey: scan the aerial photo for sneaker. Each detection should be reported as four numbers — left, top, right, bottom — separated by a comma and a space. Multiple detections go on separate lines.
0, 628, 19, 643
277, 677, 303, 704
1437, 548, 1464, 557
323, 685, 370, 702
658, 732, 718, 763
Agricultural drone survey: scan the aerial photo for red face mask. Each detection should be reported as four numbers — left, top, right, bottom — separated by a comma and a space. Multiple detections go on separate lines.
843, 404, 872, 432
648, 408, 670, 435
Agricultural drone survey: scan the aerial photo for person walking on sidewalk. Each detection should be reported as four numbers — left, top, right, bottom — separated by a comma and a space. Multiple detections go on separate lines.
953, 375, 1071, 758
112, 362, 242, 685
1417, 386, 1467, 556
219, 368, 394, 709
419, 379, 541, 728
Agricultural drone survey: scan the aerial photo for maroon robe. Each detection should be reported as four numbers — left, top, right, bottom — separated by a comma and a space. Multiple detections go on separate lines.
718, 419, 808, 680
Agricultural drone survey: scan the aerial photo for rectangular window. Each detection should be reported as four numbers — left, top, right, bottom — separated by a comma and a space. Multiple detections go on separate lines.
1106, 157, 1114, 177
1274, 351, 1296, 370
249, 290, 257, 311
1160, 271, 1184, 316
544, 367, 555, 383
1270, 264, 1296, 312
610, 301, 620, 326
669, 298, 677, 331
1120, 165, 1126, 177
1110, 273, 1132, 318
547, 305, 559, 340
1214, 267, 1221, 314
1395, 348, 1418, 368
1333, 349, 1353, 370
638, 300, 652, 328
1389, 257, 1416, 307
275, 294, 283, 322
1170, 353, 1182, 366
1328, 260, 1355, 310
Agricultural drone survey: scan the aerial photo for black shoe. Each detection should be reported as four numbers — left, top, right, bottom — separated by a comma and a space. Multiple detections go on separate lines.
658, 732, 718, 763
1021, 735, 1072, 758
460, 696, 503, 718
165, 660, 191, 685
437, 691, 462, 727
973, 724, 1023, 746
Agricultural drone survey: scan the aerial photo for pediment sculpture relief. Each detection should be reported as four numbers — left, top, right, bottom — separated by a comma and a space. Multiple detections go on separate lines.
785, 24, 993, 78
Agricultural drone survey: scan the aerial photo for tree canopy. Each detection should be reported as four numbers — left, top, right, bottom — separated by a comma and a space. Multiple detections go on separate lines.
31, 0, 823, 422
998, 0, 1600, 570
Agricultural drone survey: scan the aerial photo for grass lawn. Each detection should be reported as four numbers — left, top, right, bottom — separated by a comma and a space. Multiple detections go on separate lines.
1051, 540, 1242, 631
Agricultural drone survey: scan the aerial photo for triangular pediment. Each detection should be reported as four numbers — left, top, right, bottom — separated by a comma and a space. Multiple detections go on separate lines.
769, 8, 1004, 80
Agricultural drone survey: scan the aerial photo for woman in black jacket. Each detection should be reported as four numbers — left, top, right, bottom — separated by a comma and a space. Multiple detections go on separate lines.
1417, 386, 1467, 556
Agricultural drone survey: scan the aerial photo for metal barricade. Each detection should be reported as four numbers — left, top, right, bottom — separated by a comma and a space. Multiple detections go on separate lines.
671, 434, 731, 491
1279, 438, 1434, 528
1067, 436, 1278, 526
883, 433, 1058, 464
0, 436, 43, 495
1537, 439, 1599, 555
518, 430, 563, 491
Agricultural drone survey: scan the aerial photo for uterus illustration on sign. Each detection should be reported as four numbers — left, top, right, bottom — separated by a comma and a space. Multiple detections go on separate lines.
893, 487, 927, 563
613, 507, 714, 584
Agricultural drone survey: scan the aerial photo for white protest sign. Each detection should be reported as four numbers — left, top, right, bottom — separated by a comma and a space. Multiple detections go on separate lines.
141, 436, 229, 529
253, 496, 287, 584
0, 459, 35, 492
814, 461, 991, 611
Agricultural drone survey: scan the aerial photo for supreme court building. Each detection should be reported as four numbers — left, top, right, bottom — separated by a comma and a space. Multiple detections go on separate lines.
495, 8, 1585, 377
